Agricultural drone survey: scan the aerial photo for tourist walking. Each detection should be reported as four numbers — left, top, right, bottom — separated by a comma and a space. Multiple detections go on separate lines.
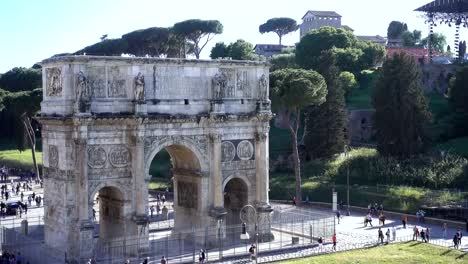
413, 226, 419, 241
199, 249, 206, 263
392, 225, 396, 241
385, 228, 391, 244
332, 233, 337, 251
366, 213, 373, 227
425, 228, 430, 243
402, 214, 407, 228
150, 205, 155, 218
379, 212, 386, 226
453, 234, 459, 249
249, 244, 256, 261
336, 210, 341, 224
420, 228, 426, 243
378, 228, 384, 244
457, 229, 463, 245
160, 256, 167, 264
317, 237, 324, 250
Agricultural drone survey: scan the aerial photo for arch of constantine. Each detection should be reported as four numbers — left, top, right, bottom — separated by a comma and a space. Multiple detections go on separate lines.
38, 56, 273, 262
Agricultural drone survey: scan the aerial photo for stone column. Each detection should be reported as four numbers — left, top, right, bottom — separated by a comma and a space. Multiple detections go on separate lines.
132, 135, 149, 249
75, 138, 89, 221
74, 138, 94, 261
209, 133, 226, 220
133, 135, 147, 216
255, 132, 274, 242
255, 132, 269, 203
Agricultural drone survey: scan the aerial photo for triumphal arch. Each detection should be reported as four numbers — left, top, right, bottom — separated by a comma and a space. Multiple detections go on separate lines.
39, 56, 273, 262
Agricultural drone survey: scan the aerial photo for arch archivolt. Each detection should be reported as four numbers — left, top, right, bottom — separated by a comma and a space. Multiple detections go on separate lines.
144, 135, 209, 174
222, 172, 252, 192
88, 180, 132, 206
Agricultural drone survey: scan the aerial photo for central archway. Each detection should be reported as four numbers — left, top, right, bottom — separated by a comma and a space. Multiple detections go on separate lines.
147, 142, 207, 231
97, 186, 125, 241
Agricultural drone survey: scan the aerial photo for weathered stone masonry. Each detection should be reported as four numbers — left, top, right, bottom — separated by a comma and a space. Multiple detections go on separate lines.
38, 56, 273, 262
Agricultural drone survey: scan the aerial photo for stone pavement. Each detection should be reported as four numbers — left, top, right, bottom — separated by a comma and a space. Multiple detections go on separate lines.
220, 203, 468, 263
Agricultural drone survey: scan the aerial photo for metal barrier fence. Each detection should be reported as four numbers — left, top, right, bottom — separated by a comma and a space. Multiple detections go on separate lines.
93, 212, 335, 263
0, 226, 65, 264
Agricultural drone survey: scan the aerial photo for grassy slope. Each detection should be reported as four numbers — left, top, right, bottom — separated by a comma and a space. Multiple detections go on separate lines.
280, 242, 468, 263
270, 148, 467, 212
0, 149, 42, 171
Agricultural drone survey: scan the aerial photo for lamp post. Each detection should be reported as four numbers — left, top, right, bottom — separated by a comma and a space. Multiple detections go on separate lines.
344, 145, 351, 216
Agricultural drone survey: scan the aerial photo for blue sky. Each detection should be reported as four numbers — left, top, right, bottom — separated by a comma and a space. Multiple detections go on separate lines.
0, 0, 459, 73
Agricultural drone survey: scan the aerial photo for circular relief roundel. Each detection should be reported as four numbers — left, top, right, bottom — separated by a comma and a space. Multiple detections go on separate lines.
237, 140, 254, 160
87, 146, 107, 169
221, 141, 236, 162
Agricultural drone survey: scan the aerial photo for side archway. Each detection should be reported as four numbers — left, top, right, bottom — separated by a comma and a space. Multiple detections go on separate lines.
223, 177, 249, 226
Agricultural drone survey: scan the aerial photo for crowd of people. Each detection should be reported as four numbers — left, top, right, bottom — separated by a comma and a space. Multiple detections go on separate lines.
0, 167, 43, 218
149, 193, 170, 220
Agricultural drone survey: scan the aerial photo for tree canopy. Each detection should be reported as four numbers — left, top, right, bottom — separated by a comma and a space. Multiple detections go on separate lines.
387, 21, 408, 39
372, 53, 431, 158
296, 27, 385, 72
402, 30, 422, 47
259, 17, 298, 45
0, 67, 41, 92
270, 68, 327, 203
421, 33, 447, 53
296, 27, 356, 70
172, 19, 223, 59
448, 67, 468, 137
305, 51, 348, 159
210, 40, 259, 60
0, 88, 42, 150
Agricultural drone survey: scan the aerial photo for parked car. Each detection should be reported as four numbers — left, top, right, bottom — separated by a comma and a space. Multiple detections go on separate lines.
5, 201, 22, 216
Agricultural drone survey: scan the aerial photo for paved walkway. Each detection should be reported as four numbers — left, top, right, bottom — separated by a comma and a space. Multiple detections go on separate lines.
219, 204, 468, 263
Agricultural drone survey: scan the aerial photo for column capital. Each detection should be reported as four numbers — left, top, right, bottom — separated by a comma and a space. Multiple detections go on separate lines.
209, 133, 222, 143
255, 132, 268, 142
73, 138, 87, 146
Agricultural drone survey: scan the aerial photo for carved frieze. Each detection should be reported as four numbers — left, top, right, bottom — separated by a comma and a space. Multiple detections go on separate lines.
87, 146, 107, 169
89, 79, 106, 98
177, 181, 197, 209
108, 66, 127, 98
109, 146, 131, 168
237, 140, 254, 160
221, 141, 236, 162
49, 145, 59, 168
46, 67, 62, 97
43, 167, 75, 181
212, 72, 227, 99
237, 70, 250, 97
134, 72, 145, 102
144, 135, 209, 162
222, 160, 256, 171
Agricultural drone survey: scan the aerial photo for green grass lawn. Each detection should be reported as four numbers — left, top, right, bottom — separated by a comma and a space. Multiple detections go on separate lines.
280, 241, 468, 263
0, 149, 42, 171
